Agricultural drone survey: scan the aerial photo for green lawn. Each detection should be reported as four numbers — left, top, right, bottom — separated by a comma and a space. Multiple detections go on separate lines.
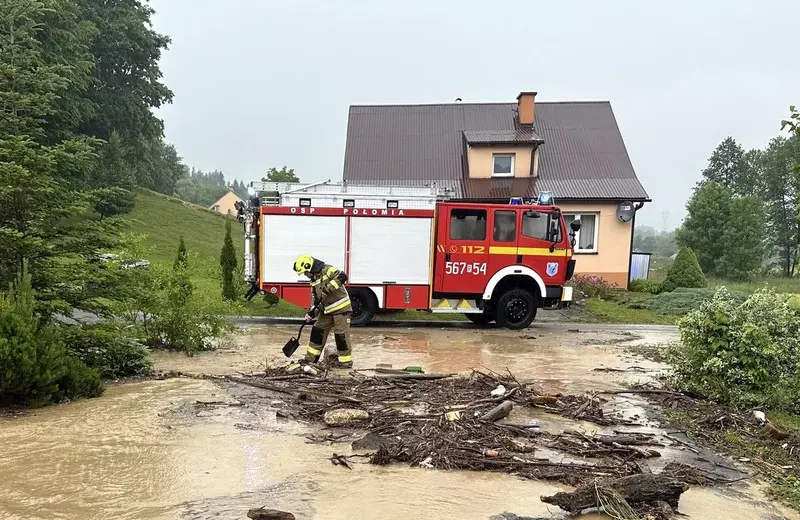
708, 276, 800, 295
585, 297, 677, 325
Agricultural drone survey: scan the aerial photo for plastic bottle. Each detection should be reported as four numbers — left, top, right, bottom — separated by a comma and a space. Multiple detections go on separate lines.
303, 365, 319, 375
482, 448, 500, 457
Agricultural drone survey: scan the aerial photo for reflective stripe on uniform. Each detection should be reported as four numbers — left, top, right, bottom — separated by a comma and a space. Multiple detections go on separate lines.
338, 354, 352, 363
329, 279, 341, 290
324, 296, 351, 314
307, 346, 322, 356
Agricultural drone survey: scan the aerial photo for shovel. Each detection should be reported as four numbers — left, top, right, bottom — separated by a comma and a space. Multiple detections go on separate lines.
283, 320, 309, 358
283, 304, 320, 358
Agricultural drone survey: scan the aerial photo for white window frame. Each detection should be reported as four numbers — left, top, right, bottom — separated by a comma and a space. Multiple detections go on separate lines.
491, 153, 515, 177
563, 212, 599, 253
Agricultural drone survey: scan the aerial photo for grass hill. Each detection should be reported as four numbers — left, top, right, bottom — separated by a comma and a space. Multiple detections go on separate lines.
128, 188, 242, 265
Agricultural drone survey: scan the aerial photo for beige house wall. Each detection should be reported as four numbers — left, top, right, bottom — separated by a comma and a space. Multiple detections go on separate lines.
466, 145, 537, 178
209, 191, 243, 216
558, 202, 632, 288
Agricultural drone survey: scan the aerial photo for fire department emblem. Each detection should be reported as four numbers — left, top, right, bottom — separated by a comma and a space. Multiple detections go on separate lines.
546, 262, 558, 277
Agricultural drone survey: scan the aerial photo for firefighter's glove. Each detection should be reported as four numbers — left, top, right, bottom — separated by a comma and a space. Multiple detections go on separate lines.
306, 305, 320, 322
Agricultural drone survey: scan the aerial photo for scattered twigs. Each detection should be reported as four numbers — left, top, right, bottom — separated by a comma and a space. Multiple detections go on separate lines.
664, 433, 700, 454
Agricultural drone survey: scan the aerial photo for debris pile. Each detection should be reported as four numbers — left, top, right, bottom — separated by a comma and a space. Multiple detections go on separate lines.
226, 367, 698, 518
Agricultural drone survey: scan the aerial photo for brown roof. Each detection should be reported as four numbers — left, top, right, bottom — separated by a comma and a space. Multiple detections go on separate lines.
342, 101, 649, 201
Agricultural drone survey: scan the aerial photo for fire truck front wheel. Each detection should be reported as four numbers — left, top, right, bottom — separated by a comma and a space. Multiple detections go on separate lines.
495, 288, 537, 330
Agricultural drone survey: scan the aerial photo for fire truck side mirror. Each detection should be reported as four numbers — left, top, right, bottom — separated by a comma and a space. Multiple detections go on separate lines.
570, 219, 582, 232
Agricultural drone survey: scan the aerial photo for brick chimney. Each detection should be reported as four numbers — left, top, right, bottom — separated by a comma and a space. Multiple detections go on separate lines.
516, 91, 537, 127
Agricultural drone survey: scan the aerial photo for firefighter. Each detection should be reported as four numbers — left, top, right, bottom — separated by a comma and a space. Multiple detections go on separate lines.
293, 254, 354, 368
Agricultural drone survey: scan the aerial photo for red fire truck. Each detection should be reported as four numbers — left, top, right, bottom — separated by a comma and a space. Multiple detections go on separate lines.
238, 181, 581, 330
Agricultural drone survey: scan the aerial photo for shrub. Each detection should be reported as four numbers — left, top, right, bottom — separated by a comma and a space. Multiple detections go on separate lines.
667, 287, 800, 412
569, 274, 618, 299
660, 246, 707, 293
0, 262, 104, 407
630, 279, 662, 294
117, 260, 235, 356
220, 220, 238, 301
174, 235, 188, 270
62, 324, 153, 379
630, 287, 747, 315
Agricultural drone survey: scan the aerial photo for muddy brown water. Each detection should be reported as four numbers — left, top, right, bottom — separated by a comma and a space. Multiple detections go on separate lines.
1, 323, 798, 520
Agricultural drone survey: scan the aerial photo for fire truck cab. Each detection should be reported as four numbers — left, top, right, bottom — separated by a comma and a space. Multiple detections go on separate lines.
238, 181, 580, 330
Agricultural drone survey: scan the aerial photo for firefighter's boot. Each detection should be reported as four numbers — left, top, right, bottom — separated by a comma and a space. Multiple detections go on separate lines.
332, 333, 353, 369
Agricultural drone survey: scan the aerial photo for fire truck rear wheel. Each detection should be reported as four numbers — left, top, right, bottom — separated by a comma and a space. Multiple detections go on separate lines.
495, 288, 537, 330
347, 289, 375, 327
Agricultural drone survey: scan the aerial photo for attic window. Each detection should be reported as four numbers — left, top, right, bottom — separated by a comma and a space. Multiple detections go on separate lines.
492, 154, 514, 177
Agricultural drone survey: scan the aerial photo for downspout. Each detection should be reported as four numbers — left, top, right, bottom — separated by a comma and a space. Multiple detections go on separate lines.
626, 202, 646, 290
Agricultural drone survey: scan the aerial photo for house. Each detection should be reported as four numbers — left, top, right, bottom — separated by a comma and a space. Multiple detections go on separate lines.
209, 187, 243, 216
341, 91, 650, 288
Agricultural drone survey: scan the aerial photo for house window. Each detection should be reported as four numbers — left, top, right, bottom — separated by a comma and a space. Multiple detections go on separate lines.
450, 208, 487, 240
563, 212, 599, 253
492, 154, 514, 177
493, 210, 516, 242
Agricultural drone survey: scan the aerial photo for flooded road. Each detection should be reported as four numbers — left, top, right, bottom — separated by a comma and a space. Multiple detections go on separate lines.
1, 323, 798, 519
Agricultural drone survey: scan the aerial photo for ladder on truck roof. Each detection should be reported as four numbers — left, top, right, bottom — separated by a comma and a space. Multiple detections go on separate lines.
249, 179, 455, 210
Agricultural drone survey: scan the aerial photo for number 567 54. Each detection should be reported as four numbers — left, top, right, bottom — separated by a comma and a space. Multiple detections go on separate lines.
445, 262, 487, 275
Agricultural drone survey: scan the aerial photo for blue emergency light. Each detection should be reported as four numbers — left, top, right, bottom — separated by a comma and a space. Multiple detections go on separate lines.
509, 197, 523, 205
536, 191, 554, 205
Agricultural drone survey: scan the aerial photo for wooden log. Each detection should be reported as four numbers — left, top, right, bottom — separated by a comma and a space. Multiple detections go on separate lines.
247, 508, 295, 520
480, 400, 513, 422
540, 474, 689, 514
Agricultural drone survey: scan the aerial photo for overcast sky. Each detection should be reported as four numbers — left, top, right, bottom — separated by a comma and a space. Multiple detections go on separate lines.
150, 0, 799, 230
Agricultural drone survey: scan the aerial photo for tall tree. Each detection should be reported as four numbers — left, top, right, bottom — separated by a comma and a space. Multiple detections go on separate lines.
264, 166, 300, 183
760, 136, 800, 276
676, 181, 733, 275
72, 0, 173, 144
220, 221, 237, 301
0, 0, 121, 315
676, 180, 767, 279
702, 137, 758, 196
715, 195, 768, 280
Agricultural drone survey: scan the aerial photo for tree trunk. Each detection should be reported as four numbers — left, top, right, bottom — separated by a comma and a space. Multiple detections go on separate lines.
540, 474, 689, 514
480, 400, 513, 422
247, 508, 295, 520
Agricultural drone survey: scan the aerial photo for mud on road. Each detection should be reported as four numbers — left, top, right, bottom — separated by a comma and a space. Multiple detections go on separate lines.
1, 323, 797, 520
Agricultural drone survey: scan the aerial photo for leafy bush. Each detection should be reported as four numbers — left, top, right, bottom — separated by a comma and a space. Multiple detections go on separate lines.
667, 287, 800, 412
630, 279, 662, 294
114, 249, 235, 356
144, 264, 233, 355
62, 324, 153, 379
661, 246, 707, 293
569, 274, 619, 299
0, 263, 104, 407
629, 287, 747, 315
55, 356, 104, 402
